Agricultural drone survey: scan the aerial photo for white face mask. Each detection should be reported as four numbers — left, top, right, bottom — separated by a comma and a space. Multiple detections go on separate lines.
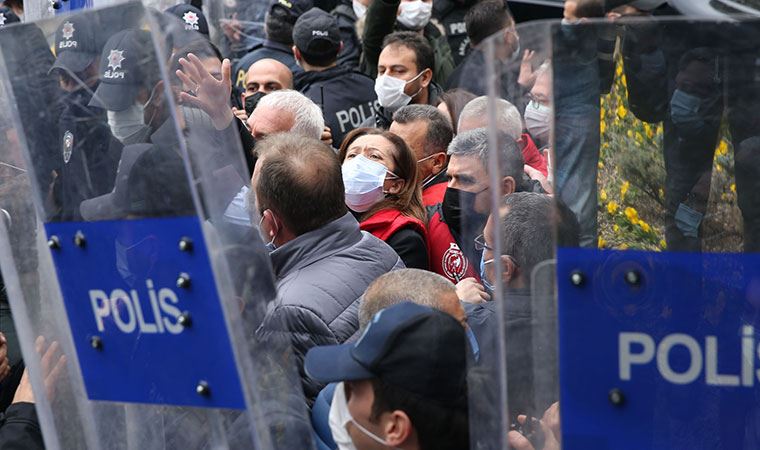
352, 0, 368, 20
329, 382, 401, 449
374, 71, 424, 112
397, 0, 432, 30
342, 154, 398, 213
107, 102, 146, 142
524, 100, 552, 145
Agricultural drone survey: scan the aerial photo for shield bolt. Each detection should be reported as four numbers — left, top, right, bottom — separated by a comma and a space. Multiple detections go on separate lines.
178, 237, 193, 252
90, 336, 103, 350
47, 235, 61, 249
74, 231, 86, 248
608, 388, 625, 407
196, 380, 210, 396
625, 270, 641, 286
176, 273, 191, 289
570, 270, 585, 287
178, 311, 193, 328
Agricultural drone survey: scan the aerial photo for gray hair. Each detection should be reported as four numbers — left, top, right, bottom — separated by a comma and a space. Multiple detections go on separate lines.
256, 89, 325, 139
392, 104, 454, 156
501, 192, 554, 282
359, 269, 456, 328
458, 96, 523, 139
447, 128, 524, 187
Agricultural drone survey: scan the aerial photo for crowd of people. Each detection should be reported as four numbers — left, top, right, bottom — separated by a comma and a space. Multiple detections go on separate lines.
2, 0, 754, 448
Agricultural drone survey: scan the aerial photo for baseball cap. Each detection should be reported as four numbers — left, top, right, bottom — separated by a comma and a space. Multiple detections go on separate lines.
292, 8, 340, 58
89, 29, 157, 112
164, 4, 209, 48
0, 8, 20, 29
270, 0, 313, 24
49, 15, 100, 75
80, 144, 151, 221
305, 302, 468, 404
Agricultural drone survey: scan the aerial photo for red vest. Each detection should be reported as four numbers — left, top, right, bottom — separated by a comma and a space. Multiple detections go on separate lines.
425, 204, 479, 284
422, 182, 447, 207
519, 133, 548, 177
360, 208, 427, 242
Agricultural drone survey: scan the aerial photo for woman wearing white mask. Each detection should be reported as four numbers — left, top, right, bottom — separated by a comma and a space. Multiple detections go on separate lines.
339, 128, 428, 269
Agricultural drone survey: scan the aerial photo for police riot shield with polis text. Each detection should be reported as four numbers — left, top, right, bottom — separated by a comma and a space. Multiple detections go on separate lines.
0, 3, 314, 449
551, 14, 760, 450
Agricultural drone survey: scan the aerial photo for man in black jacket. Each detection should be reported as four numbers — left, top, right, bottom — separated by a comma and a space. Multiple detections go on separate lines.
293, 8, 378, 146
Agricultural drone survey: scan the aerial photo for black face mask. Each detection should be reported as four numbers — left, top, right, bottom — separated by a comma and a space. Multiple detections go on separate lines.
442, 186, 489, 265
244, 91, 266, 116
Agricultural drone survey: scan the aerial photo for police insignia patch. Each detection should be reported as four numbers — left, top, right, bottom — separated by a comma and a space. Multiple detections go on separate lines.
63, 131, 74, 164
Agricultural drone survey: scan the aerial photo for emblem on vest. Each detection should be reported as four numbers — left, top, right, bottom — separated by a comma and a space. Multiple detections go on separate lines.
0, 14, 7, 27
442, 242, 467, 282
63, 131, 74, 164
60, 21, 78, 49
183, 11, 200, 30
104, 49, 126, 79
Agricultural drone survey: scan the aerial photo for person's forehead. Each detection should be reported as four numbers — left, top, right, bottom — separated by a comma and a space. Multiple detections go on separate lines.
389, 120, 427, 140
379, 44, 417, 69
449, 153, 484, 174
246, 62, 288, 85
351, 134, 394, 151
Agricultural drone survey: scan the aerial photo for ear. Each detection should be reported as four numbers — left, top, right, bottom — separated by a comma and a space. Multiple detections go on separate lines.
431, 152, 448, 172
384, 410, 414, 447
501, 255, 517, 285
501, 176, 516, 196
420, 68, 433, 88
261, 209, 278, 238
385, 178, 405, 195
292, 46, 301, 60
339, 41, 345, 54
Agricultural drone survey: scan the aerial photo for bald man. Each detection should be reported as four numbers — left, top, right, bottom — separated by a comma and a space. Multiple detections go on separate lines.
241, 58, 294, 107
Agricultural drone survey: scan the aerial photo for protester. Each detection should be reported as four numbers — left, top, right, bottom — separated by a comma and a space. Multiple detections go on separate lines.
439, 129, 524, 296
232, 0, 308, 102
253, 133, 403, 402
524, 63, 552, 151
305, 301, 469, 450
436, 88, 477, 132
293, 8, 378, 146
360, 0, 454, 85
389, 105, 452, 206
458, 96, 548, 178
239, 58, 294, 120
49, 16, 123, 221
362, 31, 442, 129
248, 89, 325, 140
339, 128, 428, 269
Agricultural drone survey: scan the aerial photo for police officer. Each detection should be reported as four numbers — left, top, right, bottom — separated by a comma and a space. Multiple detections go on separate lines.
432, 0, 476, 66
50, 16, 122, 221
231, 0, 309, 107
330, 0, 363, 69
292, 8, 377, 146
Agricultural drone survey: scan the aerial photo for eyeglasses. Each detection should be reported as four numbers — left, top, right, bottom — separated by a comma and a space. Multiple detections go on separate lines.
474, 234, 493, 252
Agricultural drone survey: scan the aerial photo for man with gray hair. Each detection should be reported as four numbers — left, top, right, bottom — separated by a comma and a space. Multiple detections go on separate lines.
389, 104, 454, 206
458, 96, 548, 178
247, 89, 325, 140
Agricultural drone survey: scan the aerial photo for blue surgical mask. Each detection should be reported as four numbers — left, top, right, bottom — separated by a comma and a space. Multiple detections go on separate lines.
675, 202, 703, 239
480, 253, 494, 293
670, 89, 704, 135
258, 213, 278, 252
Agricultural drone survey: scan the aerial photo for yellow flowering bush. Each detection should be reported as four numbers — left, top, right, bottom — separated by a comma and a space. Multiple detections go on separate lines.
596, 54, 742, 251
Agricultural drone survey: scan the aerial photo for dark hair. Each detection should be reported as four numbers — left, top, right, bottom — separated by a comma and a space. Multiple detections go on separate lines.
255, 134, 347, 235
447, 129, 525, 191
382, 31, 434, 74
266, 7, 296, 46
338, 128, 425, 223
168, 40, 223, 87
465, 0, 513, 47
554, 198, 581, 248
370, 378, 469, 450
392, 104, 453, 157
501, 193, 555, 281
436, 89, 477, 135
574, 0, 605, 18
298, 47, 339, 68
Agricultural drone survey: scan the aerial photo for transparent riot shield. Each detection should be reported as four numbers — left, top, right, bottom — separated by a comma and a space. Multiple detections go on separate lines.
549, 13, 760, 450
0, 3, 314, 449
447, 19, 558, 450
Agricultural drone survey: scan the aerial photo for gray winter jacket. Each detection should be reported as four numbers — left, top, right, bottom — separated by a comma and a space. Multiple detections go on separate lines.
260, 212, 404, 402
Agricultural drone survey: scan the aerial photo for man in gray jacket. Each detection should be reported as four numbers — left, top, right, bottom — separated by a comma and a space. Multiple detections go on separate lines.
252, 133, 403, 403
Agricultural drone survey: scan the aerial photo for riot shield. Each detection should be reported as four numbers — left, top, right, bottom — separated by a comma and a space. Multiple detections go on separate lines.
549, 13, 760, 450
0, 3, 314, 449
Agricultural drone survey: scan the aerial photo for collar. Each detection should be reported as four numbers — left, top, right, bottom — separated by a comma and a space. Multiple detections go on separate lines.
263, 39, 295, 54
270, 212, 362, 277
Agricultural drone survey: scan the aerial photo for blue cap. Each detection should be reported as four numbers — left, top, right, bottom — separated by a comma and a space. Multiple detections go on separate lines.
305, 302, 468, 404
